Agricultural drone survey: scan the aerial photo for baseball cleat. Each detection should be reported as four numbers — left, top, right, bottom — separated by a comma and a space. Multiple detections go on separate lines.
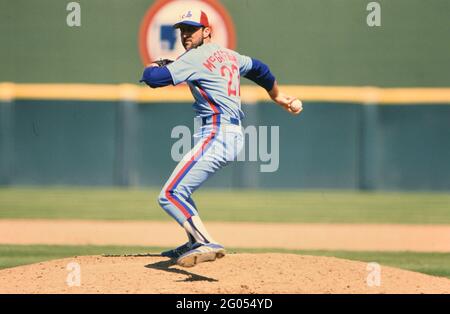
176, 243, 226, 268
161, 242, 197, 259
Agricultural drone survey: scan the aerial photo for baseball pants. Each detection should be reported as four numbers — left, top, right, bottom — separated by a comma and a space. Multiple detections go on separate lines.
158, 117, 243, 243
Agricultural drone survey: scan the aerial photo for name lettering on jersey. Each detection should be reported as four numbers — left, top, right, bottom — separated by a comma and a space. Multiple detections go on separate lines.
203, 50, 238, 72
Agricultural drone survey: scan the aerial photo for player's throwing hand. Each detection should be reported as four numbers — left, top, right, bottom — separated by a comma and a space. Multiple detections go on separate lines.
268, 81, 303, 115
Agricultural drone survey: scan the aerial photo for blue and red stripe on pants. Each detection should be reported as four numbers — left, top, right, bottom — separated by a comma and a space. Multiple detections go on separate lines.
158, 114, 221, 224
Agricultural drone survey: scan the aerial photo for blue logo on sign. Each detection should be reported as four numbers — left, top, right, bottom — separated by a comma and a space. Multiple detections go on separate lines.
160, 25, 177, 50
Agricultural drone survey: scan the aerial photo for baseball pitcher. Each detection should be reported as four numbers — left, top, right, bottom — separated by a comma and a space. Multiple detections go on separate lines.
140, 9, 302, 267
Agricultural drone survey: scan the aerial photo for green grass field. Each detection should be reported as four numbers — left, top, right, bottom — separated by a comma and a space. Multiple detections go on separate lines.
1, 244, 449, 279
1, 187, 449, 278
1, 187, 449, 224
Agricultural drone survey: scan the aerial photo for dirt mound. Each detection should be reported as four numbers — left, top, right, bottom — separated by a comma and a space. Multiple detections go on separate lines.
1, 253, 450, 294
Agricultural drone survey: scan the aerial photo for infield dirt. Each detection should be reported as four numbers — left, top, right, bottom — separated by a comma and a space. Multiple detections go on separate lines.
1, 219, 449, 252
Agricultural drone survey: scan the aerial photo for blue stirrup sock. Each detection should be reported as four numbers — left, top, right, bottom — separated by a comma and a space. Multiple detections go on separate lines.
183, 216, 216, 244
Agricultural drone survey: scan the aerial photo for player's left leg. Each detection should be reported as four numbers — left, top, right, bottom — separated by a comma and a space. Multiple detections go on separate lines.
160, 196, 197, 258
158, 126, 224, 244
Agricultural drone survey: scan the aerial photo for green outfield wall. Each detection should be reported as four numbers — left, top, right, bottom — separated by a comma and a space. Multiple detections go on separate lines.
1, 98, 449, 191
1, 0, 449, 190
1, 0, 449, 86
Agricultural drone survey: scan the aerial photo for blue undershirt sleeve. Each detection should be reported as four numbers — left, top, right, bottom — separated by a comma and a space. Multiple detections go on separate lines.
244, 58, 276, 92
140, 66, 174, 88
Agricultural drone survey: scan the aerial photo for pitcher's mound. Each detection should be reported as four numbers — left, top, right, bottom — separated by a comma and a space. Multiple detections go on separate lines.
1, 253, 449, 294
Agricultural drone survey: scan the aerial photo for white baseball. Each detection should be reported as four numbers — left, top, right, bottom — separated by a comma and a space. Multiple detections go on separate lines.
290, 99, 303, 113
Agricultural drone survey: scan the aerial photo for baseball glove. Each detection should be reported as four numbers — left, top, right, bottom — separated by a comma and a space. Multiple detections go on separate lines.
152, 59, 174, 67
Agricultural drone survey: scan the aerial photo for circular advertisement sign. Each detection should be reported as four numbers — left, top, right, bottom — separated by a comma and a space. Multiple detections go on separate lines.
139, 0, 236, 65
